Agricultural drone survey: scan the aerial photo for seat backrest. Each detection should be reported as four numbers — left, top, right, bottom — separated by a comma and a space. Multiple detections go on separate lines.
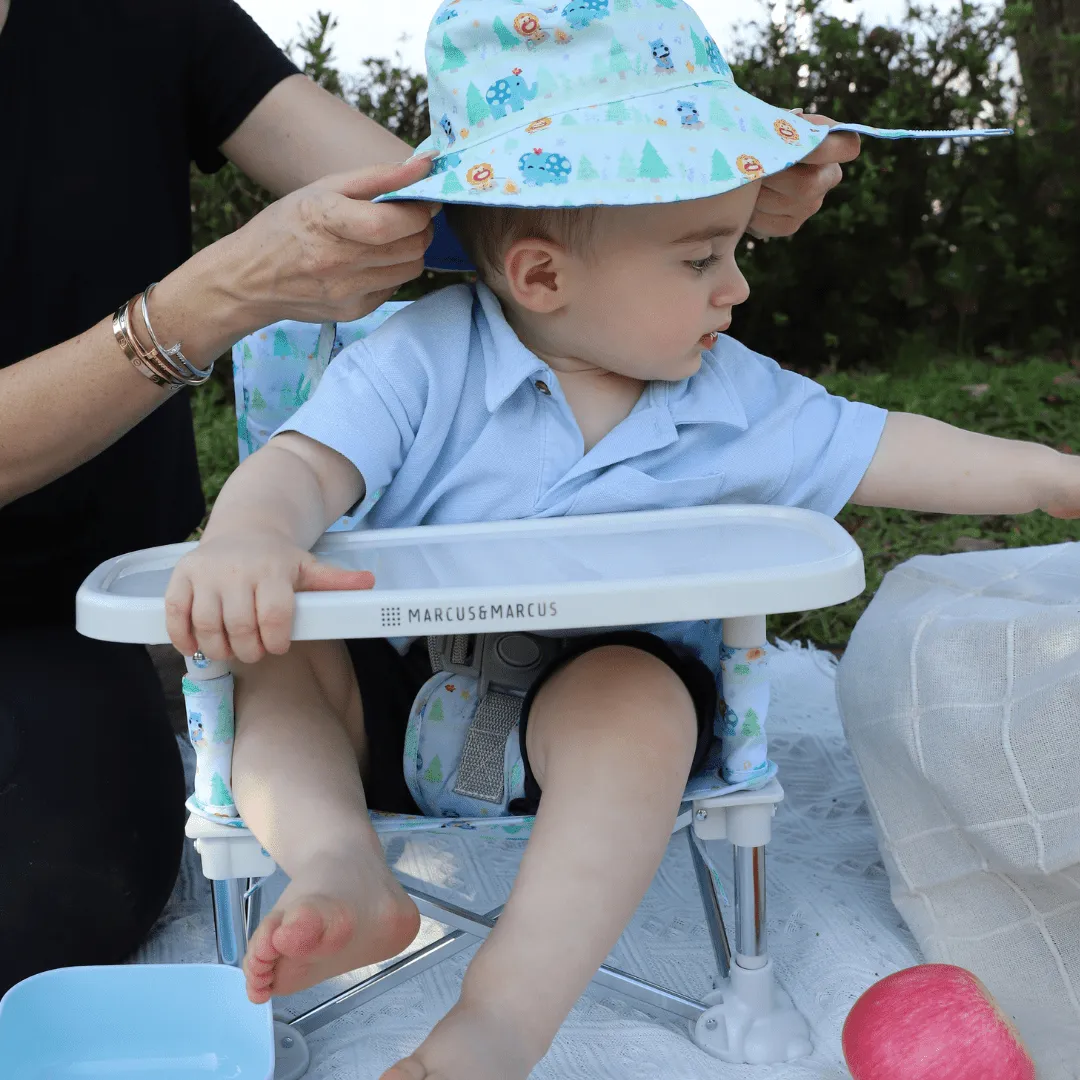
231, 301, 412, 530
232, 301, 412, 462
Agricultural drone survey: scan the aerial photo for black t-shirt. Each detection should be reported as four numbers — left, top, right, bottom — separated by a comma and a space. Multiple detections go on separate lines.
0, 0, 298, 627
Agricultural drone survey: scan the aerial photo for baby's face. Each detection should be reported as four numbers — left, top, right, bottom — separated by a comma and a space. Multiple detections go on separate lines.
560, 186, 757, 381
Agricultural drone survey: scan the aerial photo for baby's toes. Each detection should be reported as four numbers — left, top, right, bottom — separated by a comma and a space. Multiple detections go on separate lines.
247, 910, 284, 964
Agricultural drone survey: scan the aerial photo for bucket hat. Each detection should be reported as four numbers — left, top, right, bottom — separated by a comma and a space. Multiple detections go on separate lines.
413, 0, 1009, 270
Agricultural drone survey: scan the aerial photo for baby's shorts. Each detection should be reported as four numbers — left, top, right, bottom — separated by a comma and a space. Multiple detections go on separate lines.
345, 631, 717, 819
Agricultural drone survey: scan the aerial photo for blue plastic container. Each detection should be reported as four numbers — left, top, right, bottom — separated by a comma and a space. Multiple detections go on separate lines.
0, 963, 274, 1078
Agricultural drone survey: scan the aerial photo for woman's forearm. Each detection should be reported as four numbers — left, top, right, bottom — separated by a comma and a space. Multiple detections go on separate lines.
0, 242, 258, 508
0, 155, 436, 510
221, 73, 415, 195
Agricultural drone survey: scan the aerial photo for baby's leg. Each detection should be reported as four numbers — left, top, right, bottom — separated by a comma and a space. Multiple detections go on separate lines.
231, 640, 420, 1003
383, 644, 700, 1080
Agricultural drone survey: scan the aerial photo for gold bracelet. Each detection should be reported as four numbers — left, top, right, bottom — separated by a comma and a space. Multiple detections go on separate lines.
112, 297, 169, 387
113, 289, 216, 388
126, 297, 183, 385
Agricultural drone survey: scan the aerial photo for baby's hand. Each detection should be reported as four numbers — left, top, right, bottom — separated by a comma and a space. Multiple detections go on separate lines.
1040, 449, 1080, 519
165, 531, 375, 664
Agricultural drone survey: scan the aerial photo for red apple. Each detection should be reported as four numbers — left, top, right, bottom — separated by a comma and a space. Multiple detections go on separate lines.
842, 964, 1036, 1080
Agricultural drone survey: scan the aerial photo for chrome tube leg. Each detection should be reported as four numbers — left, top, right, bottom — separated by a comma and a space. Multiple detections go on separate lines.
692, 839, 811, 1063
686, 831, 731, 981
212, 878, 248, 968
733, 844, 767, 969
244, 878, 263, 942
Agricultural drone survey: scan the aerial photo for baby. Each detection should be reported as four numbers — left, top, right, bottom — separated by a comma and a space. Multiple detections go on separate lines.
166, 2, 1071, 1078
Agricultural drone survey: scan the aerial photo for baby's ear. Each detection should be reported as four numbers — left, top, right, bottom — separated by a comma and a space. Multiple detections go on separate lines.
502, 237, 570, 313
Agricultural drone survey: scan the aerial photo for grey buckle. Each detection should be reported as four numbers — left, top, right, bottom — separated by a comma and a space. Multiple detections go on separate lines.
427, 633, 564, 804
427, 634, 475, 676
452, 690, 523, 804
428, 633, 564, 700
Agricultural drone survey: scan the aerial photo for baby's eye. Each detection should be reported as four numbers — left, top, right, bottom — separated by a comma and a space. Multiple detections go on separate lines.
688, 254, 720, 274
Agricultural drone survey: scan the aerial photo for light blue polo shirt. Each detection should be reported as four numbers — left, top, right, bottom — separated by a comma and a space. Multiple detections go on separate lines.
279, 282, 887, 668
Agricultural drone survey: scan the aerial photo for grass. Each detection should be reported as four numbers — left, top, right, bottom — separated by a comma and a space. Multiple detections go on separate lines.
191, 381, 239, 517
191, 353, 1080, 648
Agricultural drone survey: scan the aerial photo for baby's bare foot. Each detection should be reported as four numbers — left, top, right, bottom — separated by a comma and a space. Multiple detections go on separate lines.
380, 999, 547, 1080
243, 855, 419, 1004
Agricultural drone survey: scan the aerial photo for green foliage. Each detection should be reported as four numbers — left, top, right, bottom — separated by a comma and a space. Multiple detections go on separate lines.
352, 55, 430, 148
728, 0, 1077, 370
191, 380, 237, 519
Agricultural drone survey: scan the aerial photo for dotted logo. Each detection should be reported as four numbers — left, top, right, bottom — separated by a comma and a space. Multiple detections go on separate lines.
381, 607, 402, 629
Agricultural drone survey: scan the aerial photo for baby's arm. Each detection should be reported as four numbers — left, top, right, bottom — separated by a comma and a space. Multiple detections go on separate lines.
165, 432, 374, 663
852, 412, 1079, 517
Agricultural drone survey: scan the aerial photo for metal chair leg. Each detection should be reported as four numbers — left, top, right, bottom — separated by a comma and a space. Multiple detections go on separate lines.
212, 877, 248, 968
244, 878, 263, 943
687, 830, 732, 981
689, 788, 813, 1063
733, 844, 768, 969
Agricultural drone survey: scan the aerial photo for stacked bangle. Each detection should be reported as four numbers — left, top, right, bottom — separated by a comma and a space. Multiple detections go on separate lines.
111, 283, 214, 388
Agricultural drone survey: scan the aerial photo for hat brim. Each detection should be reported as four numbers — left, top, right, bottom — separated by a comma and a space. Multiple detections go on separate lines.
384, 81, 827, 218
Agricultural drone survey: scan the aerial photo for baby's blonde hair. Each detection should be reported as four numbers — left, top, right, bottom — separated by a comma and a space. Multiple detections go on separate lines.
442, 203, 601, 282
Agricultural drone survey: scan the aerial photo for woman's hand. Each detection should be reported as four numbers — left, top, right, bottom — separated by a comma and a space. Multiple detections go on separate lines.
165, 531, 375, 665
750, 111, 861, 239
209, 154, 441, 331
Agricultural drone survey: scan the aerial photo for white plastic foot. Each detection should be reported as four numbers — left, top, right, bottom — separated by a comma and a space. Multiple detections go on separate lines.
690, 959, 812, 1064
273, 1019, 311, 1080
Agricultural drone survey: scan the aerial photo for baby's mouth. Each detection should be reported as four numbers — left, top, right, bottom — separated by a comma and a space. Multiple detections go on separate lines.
698, 320, 731, 349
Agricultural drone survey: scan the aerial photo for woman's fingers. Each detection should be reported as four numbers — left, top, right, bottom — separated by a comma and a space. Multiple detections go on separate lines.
794, 111, 862, 166
222, 159, 447, 325
332, 155, 439, 204
752, 160, 840, 229
749, 111, 861, 239
330, 218, 435, 269
322, 191, 438, 249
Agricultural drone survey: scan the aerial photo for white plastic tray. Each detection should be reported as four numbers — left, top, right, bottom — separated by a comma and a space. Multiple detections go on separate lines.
76, 506, 863, 645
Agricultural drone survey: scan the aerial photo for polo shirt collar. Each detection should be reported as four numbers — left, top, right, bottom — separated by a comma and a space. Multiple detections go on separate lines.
475, 283, 548, 413
476, 282, 749, 433
664, 348, 749, 430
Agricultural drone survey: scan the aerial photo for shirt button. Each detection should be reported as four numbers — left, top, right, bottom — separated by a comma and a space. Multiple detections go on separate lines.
535, 380, 552, 395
